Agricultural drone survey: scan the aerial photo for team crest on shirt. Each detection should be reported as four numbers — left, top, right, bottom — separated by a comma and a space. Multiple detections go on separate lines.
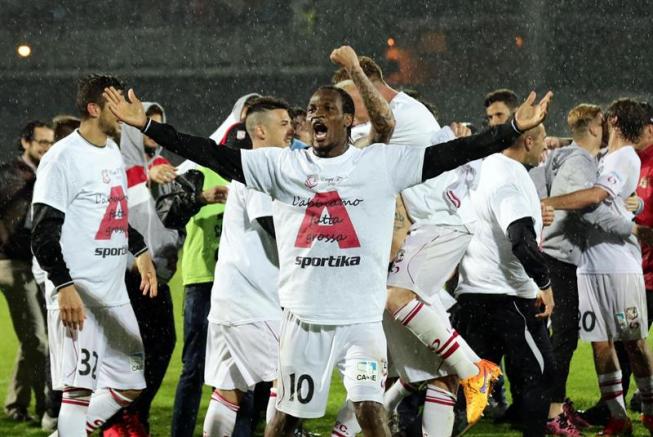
304, 175, 318, 189
641, 177, 649, 189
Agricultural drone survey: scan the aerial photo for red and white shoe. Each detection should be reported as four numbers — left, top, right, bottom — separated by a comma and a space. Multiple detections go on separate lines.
596, 417, 632, 436
545, 413, 582, 437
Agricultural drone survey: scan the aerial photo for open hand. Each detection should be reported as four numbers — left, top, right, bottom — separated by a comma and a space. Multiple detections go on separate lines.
103, 87, 147, 129
136, 251, 158, 297
450, 122, 472, 138
535, 287, 554, 319
149, 163, 177, 184
58, 284, 86, 331
625, 194, 642, 213
330, 45, 361, 72
541, 202, 555, 226
514, 91, 554, 131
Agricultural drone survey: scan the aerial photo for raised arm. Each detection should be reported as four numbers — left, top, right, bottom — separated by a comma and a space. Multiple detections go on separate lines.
421, 91, 553, 181
103, 87, 245, 183
330, 46, 395, 146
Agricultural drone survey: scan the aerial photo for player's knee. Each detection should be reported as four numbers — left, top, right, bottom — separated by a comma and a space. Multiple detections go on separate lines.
386, 286, 417, 314
264, 410, 297, 437
353, 400, 386, 429
431, 375, 459, 394
114, 389, 142, 402
623, 339, 649, 356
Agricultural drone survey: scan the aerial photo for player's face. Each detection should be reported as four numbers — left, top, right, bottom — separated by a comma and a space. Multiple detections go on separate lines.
263, 109, 294, 148
486, 101, 512, 126
23, 126, 54, 164
307, 89, 352, 157
98, 100, 122, 139
143, 113, 163, 151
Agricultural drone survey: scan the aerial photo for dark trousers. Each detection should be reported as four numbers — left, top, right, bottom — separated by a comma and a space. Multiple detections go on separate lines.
125, 269, 176, 431
615, 289, 653, 397
171, 282, 212, 437
457, 294, 555, 437
544, 254, 580, 403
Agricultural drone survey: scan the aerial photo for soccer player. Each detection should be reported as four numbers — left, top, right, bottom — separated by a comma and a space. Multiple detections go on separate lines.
103, 78, 551, 437
331, 47, 499, 435
544, 98, 653, 436
31, 74, 158, 437
455, 123, 556, 437
202, 96, 293, 436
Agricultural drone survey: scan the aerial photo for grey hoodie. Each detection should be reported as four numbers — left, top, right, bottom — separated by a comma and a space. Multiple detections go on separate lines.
121, 102, 183, 282
530, 143, 633, 265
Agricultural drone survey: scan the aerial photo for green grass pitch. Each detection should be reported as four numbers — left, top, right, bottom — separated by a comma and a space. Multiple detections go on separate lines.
1, 270, 651, 436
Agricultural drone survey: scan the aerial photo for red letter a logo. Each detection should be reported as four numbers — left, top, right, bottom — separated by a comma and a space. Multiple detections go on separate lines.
295, 191, 361, 248
95, 186, 129, 240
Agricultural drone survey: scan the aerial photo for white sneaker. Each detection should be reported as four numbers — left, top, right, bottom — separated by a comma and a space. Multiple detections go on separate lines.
42, 412, 58, 432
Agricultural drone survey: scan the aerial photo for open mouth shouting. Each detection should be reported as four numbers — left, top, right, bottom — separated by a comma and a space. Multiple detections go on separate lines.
312, 119, 329, 144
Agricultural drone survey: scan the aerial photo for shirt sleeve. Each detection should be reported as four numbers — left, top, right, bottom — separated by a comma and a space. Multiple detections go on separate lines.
595, 154, 631, 198
491, 183, 537, 236
241, 148, 283, 198
245, 188, 274, 225
382, 145, 425, 194
32, 155, 71, 213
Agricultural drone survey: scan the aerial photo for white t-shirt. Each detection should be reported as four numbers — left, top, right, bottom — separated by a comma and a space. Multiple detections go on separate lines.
33, 131, 131, 309
242, 144, 424, 324
209, 180, 281, 325
385, 92, 477, 226
578, 146, 642, 274
456, 153, 542, 299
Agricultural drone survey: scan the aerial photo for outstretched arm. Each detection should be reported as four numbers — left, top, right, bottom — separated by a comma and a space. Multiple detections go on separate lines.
421, 91, 553, 181
103, 87, 245, 183
330, 46, 395, 146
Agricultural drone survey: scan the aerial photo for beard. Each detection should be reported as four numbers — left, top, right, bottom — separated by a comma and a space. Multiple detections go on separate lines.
99, 116, 120, 140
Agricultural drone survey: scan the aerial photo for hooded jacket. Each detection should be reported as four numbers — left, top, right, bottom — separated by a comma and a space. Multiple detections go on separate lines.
121, 102, 183, 282
531, 143, 633, 265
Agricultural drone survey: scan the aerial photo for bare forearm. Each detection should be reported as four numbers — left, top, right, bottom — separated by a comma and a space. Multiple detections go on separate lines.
390, 195, 412, 261
546, 187, 607, 211
349, 67, 395, 143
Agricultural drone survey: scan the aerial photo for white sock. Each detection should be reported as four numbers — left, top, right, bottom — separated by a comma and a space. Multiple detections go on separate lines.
204, 390, 239, 437
332, 399, 361, 437
86, 388, 133, 434
58, 388, 91, 437
393, 299, 479, 379
266, 387, 277, 424
598, 371, 627, 419
423, 384, 456, 437
383, 379, 415, 412
635, 375, 653, 416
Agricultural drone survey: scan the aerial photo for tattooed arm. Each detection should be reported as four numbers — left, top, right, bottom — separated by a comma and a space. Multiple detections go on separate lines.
390, 195, 412, 262
330, 46, 395, 147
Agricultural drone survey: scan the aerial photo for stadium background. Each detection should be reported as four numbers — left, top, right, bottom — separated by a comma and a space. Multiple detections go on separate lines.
1, 0, 652, 435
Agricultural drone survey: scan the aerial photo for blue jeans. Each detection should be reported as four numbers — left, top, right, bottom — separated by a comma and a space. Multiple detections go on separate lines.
171, 282, 212, 437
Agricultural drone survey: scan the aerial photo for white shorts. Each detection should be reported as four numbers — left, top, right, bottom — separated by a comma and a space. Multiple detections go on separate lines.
276, 311, 387, 419
387, 224, 472, 300
48, 303, 146, 391
578, 273, 648, 342
384, 298, 475, 383
204, 320, 280, 392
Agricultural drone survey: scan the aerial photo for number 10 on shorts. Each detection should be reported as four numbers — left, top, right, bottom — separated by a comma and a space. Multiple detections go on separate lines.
288, 373, 314, 404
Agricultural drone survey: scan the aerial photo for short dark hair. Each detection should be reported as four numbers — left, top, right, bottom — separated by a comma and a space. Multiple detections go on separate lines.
641, 101, 653, 127
18, 120, 51, 150
290, 106, 307, 119
76, 73, 125, 118
484, 89, 519, 110
145, 104, 164, 119
52, 115, 81, 142
246, 96, 290, 118
331, 55, 384, 84
605, 98, 647, 143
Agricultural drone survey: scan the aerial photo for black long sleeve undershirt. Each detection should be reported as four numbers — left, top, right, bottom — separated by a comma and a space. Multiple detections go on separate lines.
142, 119, 245, 183
256, 216, 276, 239
421, 120, 523, 182
506, 216, 551, 290
32, 203, 148, 290
143, 118, 524, 188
